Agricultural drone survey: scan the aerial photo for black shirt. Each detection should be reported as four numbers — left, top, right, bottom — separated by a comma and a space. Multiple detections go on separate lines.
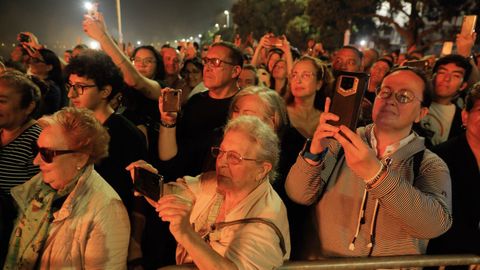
95, 113, 148, 213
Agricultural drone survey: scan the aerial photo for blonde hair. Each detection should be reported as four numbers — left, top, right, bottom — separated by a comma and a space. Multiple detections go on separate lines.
229, 86, 288, 136
38, 107, 110, 164
224, 115, 279, 182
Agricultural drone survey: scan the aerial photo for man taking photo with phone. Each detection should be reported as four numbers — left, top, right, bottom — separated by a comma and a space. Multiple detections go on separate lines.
285, 67, 452, 257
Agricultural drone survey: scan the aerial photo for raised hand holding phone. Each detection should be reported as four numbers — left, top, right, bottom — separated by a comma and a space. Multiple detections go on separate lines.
310, 97, 340, 155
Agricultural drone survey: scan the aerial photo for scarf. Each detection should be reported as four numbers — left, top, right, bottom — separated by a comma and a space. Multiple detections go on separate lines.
4, 170, 83, 270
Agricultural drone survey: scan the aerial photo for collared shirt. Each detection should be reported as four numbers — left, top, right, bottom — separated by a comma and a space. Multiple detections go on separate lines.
369, 125, 416, 159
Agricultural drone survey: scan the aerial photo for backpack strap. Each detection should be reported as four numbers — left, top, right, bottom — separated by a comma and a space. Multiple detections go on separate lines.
412, 150, 425, 186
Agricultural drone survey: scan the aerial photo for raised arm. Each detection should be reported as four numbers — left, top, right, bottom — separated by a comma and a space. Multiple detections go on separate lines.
83, 13, 161, 100
456, 32, 479, 87
251, 34, 271, 68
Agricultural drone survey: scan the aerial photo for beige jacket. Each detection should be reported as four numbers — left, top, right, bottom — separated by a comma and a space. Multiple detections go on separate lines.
11, 165, 130, 269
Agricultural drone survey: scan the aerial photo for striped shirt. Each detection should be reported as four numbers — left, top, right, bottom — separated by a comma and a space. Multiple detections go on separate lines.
0, 124, 41, 196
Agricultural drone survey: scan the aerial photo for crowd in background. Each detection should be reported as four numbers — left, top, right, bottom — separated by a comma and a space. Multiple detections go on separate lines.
0, 11, 479, 270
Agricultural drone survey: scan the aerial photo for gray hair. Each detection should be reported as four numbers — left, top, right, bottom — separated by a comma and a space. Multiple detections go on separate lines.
38, 107, 110, 164
224, 115, 280, 182
229, 86, 289, 137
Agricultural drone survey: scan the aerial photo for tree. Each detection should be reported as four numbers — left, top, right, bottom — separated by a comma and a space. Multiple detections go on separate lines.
231, 0, 306, 47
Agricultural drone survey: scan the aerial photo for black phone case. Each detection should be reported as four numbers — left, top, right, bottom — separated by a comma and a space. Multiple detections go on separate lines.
328, 71, 370, 130
133, 167, 164, 201
163, 90, 182, 112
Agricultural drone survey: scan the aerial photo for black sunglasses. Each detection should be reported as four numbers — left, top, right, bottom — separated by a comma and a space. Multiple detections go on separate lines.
32, 143, 78, 163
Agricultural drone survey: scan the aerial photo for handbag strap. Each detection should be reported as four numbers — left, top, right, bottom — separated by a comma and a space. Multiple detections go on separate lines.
210, 217, 287, 256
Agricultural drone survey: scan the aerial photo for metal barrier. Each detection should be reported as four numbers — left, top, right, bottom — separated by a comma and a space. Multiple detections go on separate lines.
159, 255, 480, 269
278, 254, 480, 269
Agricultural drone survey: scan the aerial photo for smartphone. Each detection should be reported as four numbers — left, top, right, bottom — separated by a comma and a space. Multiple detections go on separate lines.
87, 2, 99, 19
269, 36, 283, 47
328, 71, 370, 130
163, 89, 182, 112
404, 60, 429, 71
133, 167, 164, 201
441, 41, 453, 56
460, 15, 477, 36
19, 33, 30, 43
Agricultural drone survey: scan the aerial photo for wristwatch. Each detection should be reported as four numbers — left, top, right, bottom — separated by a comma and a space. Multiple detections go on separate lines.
301, 139, 327, 162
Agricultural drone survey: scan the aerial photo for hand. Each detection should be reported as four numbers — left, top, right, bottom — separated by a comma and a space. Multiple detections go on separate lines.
278, 35, 291, 53
125, 159, 158, 186
258, 33, 274, 49
234, 34, 242, 48
332, 125, 382, 181
158, 88, 179, 125
155, 193, 195, 242
456, 32, 477, 57
18, 32, 42, 50
82, 12, 109, 41
310, 97, 340, 154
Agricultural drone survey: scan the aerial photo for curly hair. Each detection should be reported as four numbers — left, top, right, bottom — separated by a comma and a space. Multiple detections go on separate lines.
65, 49, 125, 101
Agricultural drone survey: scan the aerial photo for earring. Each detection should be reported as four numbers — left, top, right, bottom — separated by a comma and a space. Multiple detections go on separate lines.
76, 165, 81, 171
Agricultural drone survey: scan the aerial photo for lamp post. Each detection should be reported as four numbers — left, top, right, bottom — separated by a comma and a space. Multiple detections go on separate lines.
224, 10, 230, 28
116, 0, 123, 44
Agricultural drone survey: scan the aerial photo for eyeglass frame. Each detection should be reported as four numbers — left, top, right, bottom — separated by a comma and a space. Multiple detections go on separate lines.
32, 143, 79, 163
132, 57, 157, 66
211, 146, 260, 165
375, 86, 423, 104
202, 57, 236, 68
65, 82, 97, 95
290, 71, 316, 81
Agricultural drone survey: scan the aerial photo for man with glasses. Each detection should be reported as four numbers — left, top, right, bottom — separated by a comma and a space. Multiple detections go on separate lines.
158, 41, 243, 179
65, 49, 147, 216
286, 67, 452, 257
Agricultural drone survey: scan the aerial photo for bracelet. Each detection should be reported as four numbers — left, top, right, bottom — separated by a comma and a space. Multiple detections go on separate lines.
160, 121, 176, 128
365, 162, 387, 189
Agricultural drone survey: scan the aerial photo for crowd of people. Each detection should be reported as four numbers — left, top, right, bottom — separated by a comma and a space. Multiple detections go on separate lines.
0, 10, 479, 270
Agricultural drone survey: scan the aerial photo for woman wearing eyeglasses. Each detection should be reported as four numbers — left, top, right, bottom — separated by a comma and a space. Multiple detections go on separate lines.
129, 115, 290, 270
4, 107, 130, 269
83, 12, 166, 166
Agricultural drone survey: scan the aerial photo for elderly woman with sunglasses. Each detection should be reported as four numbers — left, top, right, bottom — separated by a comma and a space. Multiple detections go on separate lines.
129, 115, 290, 270
4, 107, 130, 269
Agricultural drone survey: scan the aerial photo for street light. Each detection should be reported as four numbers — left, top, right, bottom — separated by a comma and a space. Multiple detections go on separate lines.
224, 10, 230, 28
215, 23, 219, 29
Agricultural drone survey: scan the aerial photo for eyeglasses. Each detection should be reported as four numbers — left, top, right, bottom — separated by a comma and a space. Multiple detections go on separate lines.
211, 147, 259, 165
202, 57, 235, 68
133, 57, 157, 66
32, 143, 78, 163
375, 87, 423, 104
290, 71, 315, 81
65, 82, 97, 95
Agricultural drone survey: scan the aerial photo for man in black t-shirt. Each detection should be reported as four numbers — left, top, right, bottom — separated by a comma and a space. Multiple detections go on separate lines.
158, 41, 243, 179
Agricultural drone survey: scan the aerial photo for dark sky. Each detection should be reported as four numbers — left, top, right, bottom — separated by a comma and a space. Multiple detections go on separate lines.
0, 0, 235, 55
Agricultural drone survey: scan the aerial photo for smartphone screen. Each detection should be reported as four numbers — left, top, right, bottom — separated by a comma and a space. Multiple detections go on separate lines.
461, 15, 477, 36
133, 167, 163, 201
